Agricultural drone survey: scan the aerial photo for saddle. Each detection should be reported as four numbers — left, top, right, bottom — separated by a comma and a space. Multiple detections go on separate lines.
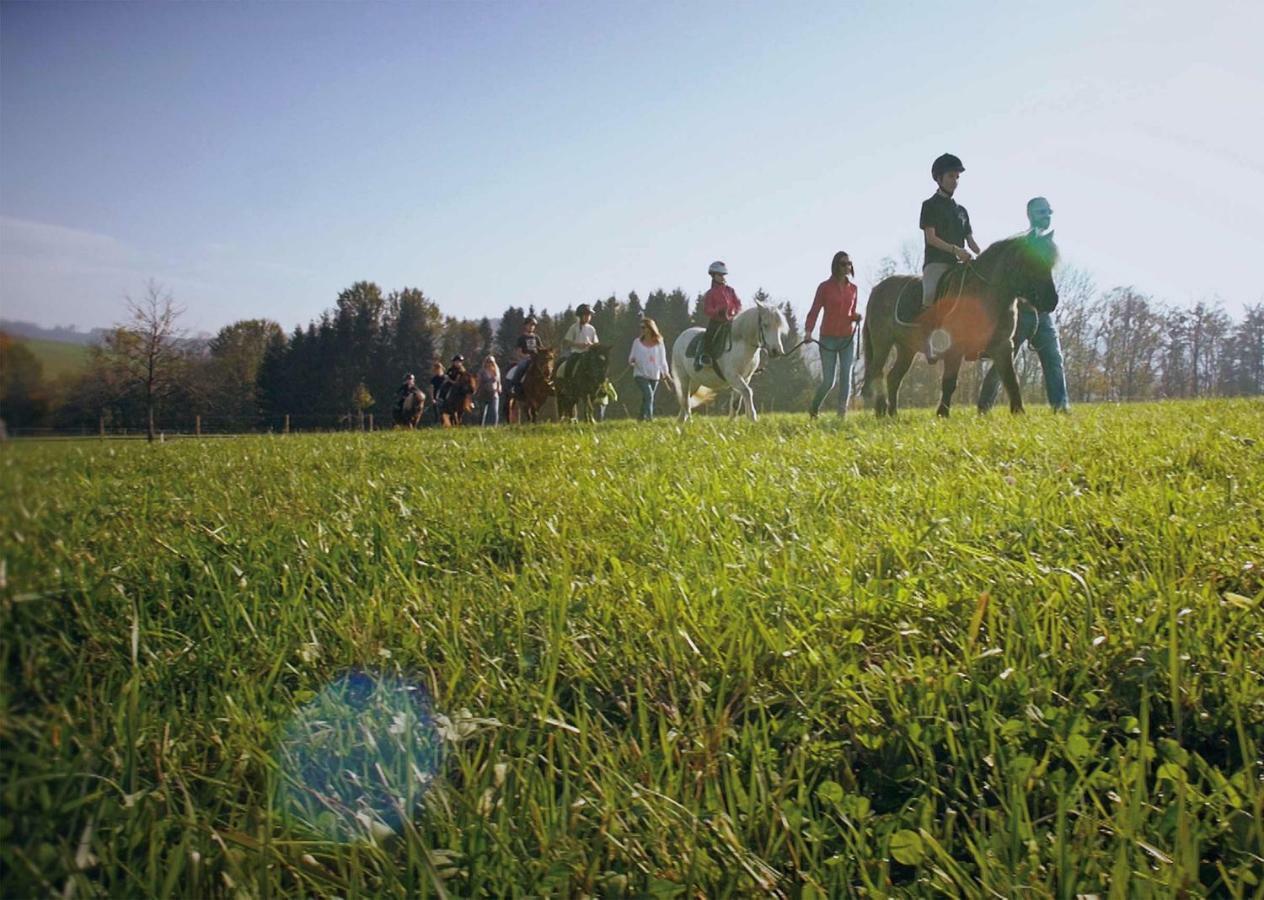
689, 322, 733, 380
894, 265, 967, 326
554, 352, 584, 382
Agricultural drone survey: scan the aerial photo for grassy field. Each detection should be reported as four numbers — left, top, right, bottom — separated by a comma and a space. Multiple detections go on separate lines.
2, 401, 1262, 897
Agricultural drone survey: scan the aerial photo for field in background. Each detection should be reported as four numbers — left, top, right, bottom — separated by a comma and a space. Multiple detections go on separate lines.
2, 401, 1262, 896
12, 336, 91, 381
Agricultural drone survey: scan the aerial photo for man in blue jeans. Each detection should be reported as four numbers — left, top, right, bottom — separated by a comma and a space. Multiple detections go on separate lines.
978, 196, 1069, 413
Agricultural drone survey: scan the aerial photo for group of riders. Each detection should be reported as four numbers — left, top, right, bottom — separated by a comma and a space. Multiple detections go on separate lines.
396, 152, 1070, 423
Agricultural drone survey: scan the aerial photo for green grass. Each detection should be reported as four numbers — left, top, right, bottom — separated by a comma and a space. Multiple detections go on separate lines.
13, 337, 91, 381
3, 401, 1263, 897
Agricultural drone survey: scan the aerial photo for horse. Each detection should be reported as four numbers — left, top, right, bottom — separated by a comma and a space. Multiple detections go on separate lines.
555, 345, 612, 423
393, 387, 426, 429
506, 348, 556, 424
861, 232, 1058, 418
670, 304, 788, 421
439, 371, 478, 427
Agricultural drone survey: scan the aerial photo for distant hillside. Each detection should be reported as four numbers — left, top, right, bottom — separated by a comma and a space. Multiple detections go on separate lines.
0, 320, 107, 346
6, 336, 92, 381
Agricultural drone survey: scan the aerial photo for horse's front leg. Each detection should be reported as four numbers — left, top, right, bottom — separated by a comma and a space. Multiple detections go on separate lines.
936, 352, 964, 417
996, 350, 1025, 414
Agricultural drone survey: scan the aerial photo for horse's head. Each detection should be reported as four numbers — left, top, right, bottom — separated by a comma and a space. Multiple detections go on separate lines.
1011, 231, 1059, 313
755, 302, 789, 357
587, 343, 611, 375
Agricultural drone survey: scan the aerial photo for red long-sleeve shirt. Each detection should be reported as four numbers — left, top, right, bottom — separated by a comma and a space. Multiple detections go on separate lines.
805, 279, 859, 338
703, 284, 741, 321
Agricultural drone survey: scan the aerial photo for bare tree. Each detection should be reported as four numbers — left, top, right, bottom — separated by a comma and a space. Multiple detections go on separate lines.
92, 281, 188, 441
1097, 287, 1163, 401
1052, 266, 1100, 402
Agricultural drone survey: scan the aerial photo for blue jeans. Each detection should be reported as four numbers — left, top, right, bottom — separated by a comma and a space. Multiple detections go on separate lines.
635, 376, 659, 420
478, 397, 499, 426
810, 335, 856, 415
979, 306, 1069, 411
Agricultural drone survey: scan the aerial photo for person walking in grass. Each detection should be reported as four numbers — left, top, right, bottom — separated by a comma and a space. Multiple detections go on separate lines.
428, 360, 446, 425
977, 196, 1070, 413
629, 317, 670, 421
476, 355, 502, 426
804, 251, 863, 419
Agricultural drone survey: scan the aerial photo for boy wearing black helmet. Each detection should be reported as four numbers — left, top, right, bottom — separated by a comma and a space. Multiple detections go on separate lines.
919, 153, 980, 360
920, 154, 979, 306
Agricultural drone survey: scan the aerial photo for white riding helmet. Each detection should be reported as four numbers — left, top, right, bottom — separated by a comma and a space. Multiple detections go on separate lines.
708, 261, 728, 276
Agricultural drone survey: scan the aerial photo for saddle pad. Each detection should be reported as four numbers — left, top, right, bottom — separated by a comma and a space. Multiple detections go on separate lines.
895, 280, 924, 326
686, 333, 705, 358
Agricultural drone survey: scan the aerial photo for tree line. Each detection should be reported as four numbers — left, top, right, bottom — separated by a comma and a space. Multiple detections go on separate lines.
2, 269, 1261, 436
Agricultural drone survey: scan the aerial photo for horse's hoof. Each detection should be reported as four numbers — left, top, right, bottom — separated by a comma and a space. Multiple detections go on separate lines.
936, 405, 950, 418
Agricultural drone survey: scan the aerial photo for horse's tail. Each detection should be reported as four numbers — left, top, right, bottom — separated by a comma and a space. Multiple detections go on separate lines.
688, 385, 717, 410
860, 317, 875, 399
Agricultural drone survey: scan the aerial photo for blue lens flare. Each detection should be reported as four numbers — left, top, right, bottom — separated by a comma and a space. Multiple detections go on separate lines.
273, 671, 443, 842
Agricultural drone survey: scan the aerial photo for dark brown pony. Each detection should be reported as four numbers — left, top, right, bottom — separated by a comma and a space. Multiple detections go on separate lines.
861, 232, 1058, 417
393, 388, 426, 429
555, 345, 611, 423
507, 348, 556, 424
440, 371, 478, 427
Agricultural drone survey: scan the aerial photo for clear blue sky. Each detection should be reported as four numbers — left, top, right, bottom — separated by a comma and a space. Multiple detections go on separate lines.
2, 0, 1261, 335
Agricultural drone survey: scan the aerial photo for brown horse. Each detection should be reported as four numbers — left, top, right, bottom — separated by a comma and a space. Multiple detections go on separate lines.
440, 371, 478, 427
393, 388, 426, 429
861, 232, 1058, 417
507, 348, 556, 424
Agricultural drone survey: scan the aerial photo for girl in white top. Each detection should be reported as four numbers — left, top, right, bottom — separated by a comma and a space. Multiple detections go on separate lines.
562, 304, 598, 359
629, 318, 670, 421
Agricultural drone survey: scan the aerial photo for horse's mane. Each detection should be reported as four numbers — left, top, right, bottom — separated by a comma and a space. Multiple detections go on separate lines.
977, 232, 1059, 270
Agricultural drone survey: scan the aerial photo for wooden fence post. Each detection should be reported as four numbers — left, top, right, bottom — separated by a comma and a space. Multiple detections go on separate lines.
284, 414, 290, 435
195, 415, 201, 436
368, 413, 374, 432
99, 415, 105, 439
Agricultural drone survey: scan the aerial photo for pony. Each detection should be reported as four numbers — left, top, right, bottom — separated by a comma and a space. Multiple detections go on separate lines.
555, 345, 612, 423
440, 371, 478, 427
861, 232, 1058, 417
506, 348, 556, 424
670, 304, 788, 421
393, 387, 426, 429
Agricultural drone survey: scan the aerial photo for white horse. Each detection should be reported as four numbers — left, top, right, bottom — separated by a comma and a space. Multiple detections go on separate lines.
671, 304, 788, 421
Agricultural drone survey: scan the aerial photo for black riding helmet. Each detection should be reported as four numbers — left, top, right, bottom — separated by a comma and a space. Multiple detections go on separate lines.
931, 153, 965, 181
525, 315, 539, 326
451, 354, 464, 363
576, 303, 592, 317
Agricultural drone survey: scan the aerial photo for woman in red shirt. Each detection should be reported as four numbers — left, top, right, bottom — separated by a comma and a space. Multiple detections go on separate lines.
804, 251, 862, 418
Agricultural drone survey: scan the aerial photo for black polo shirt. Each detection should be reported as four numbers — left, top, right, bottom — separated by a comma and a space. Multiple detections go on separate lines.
517, 333, 541, 355
920, 192, 972, 266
